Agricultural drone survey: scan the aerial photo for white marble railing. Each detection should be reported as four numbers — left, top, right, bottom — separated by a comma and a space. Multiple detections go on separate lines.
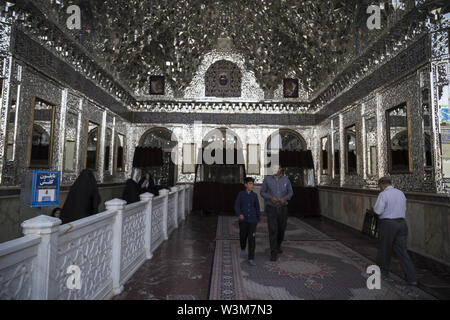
0, 184, 193, 300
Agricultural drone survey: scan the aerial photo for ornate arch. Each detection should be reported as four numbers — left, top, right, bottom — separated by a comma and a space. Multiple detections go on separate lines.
184, 49, 264, 101
202, 127, 244, 149
139, 127, 178, 150
205, 60, 242, 98
265, 129, 307, 151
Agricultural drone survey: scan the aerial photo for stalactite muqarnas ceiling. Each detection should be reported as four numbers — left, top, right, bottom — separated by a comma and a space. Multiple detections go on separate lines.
38, 0, 364, 98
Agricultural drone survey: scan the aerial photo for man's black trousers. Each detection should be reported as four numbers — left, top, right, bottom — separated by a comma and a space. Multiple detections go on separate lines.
239, 220, 257, 260
266, 205, 288, 255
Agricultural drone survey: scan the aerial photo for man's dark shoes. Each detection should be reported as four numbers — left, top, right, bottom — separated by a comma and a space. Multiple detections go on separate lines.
270, 254, 277, 262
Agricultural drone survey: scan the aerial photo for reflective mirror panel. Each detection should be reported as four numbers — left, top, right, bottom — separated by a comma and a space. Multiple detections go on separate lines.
440, 85, 450, 178
334, 130, 340, 176
6, 94, 16, 161
345, 124, 357, 174
387, 103, 410, 173
104, 127, 112, 172
64, 111, 78, 171
422, 88, 433, 168
115, 133, 125, 172
182, 143, 196, 174
321, 136, 329, 175
85, 121, 100, 170
29, 97, 55, 168
247, 144, 260, 175
366, 117, 378, 177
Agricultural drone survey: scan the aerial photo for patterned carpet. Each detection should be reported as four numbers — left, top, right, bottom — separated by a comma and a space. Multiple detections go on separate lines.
216, 216, 335, 241
209, 216, 435, 300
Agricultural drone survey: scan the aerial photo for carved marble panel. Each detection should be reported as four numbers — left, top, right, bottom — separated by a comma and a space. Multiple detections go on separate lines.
56, 220, 113, 300
120, 203, 146, 275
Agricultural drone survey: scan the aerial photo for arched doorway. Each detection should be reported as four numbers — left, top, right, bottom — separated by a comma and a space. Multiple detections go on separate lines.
266, 129, 307, 152
137, 127, 178, 187
197, 127, 245, 184
265, 129, 310, 187
192, 128, 246, 214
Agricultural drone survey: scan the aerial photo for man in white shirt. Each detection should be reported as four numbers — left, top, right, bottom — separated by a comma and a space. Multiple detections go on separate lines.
372, 177, 417, 285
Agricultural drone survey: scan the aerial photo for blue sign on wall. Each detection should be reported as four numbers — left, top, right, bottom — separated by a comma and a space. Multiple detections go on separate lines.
30, 171, 61, 207
440, 108, 450, 121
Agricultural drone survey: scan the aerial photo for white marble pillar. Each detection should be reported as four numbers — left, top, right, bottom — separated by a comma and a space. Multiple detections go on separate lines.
159, 189, 170, 240
139, 192, 154, 259
21, 215, 62, 300
105, 198, 126, 295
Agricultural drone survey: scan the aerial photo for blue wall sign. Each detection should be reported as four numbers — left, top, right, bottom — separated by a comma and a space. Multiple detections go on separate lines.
440, 108, 450, 121
30, 171, 61, 207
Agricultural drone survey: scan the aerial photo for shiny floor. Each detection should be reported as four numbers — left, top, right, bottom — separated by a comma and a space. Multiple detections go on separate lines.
113, 212, 450, 300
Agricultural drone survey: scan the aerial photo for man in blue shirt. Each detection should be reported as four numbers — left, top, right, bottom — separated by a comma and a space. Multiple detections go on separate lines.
371, 176, 417, 285
234, 177, 261, 266
261, 165, 293, 261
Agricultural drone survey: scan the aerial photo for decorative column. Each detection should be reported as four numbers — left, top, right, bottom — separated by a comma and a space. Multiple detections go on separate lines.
361, 103, 368, 180
139, 192, 154, 259
0, 21, 12, 184
159, 189, 170, 240
339, 114, 345, 186
428, 14, 450, 193
98, 110, 107, 183
170, 186, 179, 229
105, 198, 126, 295
21, 215, 61, 300
56, 89, 68, 173
330, 120, 335, 180
376, 93, 387, 178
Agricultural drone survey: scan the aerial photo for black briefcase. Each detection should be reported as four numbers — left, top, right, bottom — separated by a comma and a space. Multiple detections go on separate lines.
362, 209, 379, 239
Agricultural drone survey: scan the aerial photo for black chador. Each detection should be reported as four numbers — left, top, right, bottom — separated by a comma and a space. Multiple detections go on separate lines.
61, 169, 100, 224
138, 173, 156, 195
122, 179, 140, 204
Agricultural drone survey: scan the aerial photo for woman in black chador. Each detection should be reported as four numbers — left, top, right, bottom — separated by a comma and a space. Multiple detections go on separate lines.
61, 169, 100, 224
122, 178, 140, 204
138, 172, 156, 195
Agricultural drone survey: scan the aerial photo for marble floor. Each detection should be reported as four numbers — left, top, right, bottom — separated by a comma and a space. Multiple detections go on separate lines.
113, 211, 217, 300
113, 212, 450, 300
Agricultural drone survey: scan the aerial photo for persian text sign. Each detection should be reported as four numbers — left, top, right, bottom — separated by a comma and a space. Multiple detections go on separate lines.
30, 171, 61, 207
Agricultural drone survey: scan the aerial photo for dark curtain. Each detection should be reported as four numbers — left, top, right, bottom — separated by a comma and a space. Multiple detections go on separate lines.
133, 147, 164, 168
193, 182, 244, 213
279, 150, 314, 169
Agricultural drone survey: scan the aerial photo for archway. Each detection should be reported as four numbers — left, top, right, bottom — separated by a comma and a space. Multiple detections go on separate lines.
266, 129, 307, 152
197, 127, 245, 184
192, 127, 246, 214
265, 129, 311, 187
136, 127, 178, 188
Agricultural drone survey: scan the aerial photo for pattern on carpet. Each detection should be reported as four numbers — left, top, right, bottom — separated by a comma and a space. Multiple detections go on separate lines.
209, 216, 435, 300
216, 215, 335, 241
